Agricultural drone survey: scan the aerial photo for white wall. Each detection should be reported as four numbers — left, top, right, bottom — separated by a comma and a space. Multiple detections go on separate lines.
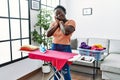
61, 0, 120, 39
0, 9, 43, 80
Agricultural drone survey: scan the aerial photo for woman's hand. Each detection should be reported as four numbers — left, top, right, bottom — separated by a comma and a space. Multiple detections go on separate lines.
54, 16, 60, 28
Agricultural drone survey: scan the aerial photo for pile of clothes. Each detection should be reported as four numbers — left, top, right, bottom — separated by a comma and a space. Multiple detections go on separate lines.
79, 42, 106, 51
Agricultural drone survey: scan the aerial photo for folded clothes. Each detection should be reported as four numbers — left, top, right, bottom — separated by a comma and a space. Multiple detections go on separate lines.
79, 42, 91, 49
20, 45, 39, 51
79, 42, 106, 51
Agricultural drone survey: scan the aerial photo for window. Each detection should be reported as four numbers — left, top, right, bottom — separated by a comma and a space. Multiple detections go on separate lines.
0, 0, 60, 67
0, 0, 30, 66
41, 0, 60, 10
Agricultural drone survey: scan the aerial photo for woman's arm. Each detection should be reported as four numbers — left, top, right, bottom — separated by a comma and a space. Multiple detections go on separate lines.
59, 21, 75, 35
46, 21, 59, 37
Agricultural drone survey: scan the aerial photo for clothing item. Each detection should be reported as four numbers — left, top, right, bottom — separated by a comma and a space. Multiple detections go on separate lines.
51, 43, 72, 80
50, 20, 76, 45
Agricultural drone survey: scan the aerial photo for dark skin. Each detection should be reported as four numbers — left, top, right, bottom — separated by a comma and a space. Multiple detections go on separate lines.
46, 8, 75, 37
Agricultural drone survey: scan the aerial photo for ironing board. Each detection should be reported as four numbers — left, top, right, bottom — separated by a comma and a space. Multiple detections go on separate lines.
21, 49, 95, 80
28, 49, 76, 80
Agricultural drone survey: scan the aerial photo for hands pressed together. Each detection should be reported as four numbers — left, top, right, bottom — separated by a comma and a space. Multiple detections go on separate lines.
46, 11, 75, 37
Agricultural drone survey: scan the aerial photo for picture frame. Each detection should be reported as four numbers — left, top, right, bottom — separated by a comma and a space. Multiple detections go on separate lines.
83, 8, 92, 15
31, 0, 40, 10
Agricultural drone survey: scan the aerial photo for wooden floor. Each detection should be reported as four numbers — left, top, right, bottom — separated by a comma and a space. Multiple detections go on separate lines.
26, 69, 102, 80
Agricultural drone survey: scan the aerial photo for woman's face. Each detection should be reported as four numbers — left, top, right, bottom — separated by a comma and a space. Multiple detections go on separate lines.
54, 8, 66, 21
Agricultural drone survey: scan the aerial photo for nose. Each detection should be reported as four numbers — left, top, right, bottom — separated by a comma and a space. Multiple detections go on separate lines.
56, 15, 60, 19
56, 15, 60, 18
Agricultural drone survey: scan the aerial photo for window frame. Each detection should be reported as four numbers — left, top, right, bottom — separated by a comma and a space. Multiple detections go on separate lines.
0, 0, 60, 67
0, 0, 31, 67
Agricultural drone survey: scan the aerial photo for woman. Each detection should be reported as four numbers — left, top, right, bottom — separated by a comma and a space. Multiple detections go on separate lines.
46, 5, 76, 80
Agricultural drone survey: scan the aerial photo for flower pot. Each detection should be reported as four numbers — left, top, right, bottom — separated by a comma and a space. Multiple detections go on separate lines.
42, 64, 51, 73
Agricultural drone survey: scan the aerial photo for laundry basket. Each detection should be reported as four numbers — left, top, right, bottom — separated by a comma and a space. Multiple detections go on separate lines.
78, 48, 105, 61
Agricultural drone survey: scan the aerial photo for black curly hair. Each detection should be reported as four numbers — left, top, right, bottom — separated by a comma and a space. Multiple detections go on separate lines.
54, 5, 66, 14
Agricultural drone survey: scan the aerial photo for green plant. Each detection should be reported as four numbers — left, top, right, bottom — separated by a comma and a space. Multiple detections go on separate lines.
31, 9, 53, 49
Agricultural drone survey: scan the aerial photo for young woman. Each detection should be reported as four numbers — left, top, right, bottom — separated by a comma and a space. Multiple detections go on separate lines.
46, 5, 76, 80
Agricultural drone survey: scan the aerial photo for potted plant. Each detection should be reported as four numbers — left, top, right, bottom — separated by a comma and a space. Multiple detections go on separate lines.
31, 9, 53, 73
31, 8, 53, 49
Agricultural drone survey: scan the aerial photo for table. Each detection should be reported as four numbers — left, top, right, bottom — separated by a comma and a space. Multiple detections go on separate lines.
74, 56, 96, 80
28, 49, 76, 80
